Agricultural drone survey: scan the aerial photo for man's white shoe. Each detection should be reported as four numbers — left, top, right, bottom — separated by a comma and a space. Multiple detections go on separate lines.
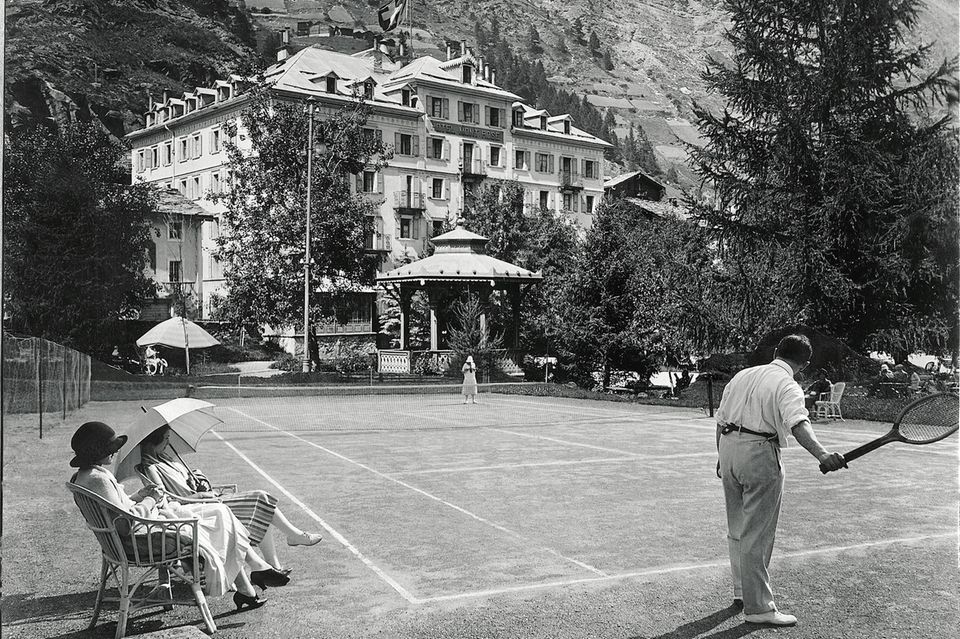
744, 611, 797, 626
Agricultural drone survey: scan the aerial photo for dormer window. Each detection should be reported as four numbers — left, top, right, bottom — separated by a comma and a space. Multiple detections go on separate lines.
462, 64, 472, 84
364, 81, 374, 100
513, 110, 524, 127
540, 115, 548, 130
326, 76, 337, 94
401, 88, 411, 106
146, 113, 155, 127
563, 121, 571, 134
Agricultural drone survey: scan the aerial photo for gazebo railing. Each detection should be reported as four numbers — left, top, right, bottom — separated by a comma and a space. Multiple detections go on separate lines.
377, 349, 524, 375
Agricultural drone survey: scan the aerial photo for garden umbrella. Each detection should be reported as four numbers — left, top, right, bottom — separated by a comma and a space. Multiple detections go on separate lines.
114, 398, 223, 481
136, 316, 219, 374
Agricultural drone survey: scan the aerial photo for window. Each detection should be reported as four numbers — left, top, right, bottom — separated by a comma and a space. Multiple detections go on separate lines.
401, 88, 411, 106
362, 170, 376, 193
399, 134, 412, 155
489, 146, 501, 167
563, 193, 574, 211
513, 110, 524, 127
168, 260, 181, 283
489, 107, 501, 127
168, 217, 182, 240
362, 127, 381, 143
432, 220, 445, 237
539, 191, 549, 210
515, 150, 525, 169
586, 195, 595, 214
211, 171, 221, 194
178, 138, 188, 162
363, 82, 374, 100
430, 96, 447, 119
136, 150, 146, 173
191, 176, 201, 198
584, 159, 596, 179
211, 128, 222, 153
150, 146, 159, 169
462, 65, 472, 84
163, 142, 173, 166
427, 137, 444, 159
563, 121, 571, 134
540, 115, 548, 130
326, 76, 337, 94
399, 217, 413, 239
535, 152, 553, 173
462, 102, 474, 123
191, 134, 202, 158
431, 178, 444, 199
178, 178, 187, 195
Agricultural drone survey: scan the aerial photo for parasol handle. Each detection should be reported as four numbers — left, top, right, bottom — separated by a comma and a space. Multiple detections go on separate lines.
169, 444, 204, 490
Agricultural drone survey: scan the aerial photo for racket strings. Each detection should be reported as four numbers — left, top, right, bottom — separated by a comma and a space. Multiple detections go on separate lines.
897, 395, 960, 443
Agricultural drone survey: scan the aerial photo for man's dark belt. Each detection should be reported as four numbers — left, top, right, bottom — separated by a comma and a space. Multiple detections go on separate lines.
720, 423, 777, 440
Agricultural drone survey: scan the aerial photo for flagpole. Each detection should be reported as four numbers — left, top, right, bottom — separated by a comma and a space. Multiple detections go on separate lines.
407, 0, 413, 58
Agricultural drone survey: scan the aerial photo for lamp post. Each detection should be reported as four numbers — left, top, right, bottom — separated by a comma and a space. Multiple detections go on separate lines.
302, 98, 316, 373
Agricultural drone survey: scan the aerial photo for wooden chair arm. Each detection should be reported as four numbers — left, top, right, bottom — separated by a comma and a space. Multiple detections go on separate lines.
213, 484, 237, 494
111, 512, 201, 566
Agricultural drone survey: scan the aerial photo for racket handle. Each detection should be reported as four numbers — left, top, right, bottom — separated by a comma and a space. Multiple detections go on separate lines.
819, 436, 891, 473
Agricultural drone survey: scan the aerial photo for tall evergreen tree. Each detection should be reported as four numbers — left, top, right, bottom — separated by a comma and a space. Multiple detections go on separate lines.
602, 48, 614, 70
690, 0, 958, 355
588, 31, 601, 57
570, 17, 584, 44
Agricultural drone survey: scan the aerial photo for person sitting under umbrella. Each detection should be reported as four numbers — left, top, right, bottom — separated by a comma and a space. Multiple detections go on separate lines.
69, 421, 287, 610
138, 425, 322, 585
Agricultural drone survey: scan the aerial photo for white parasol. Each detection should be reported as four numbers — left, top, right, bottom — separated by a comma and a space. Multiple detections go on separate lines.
136, 316, 220, 374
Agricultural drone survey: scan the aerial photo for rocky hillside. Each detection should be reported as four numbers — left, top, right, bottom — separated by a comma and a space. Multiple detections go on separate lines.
5, 0, 957, 184
5, 0, 257, 139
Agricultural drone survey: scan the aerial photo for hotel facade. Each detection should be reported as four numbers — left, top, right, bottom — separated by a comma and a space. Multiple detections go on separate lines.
127, 44, 611, 338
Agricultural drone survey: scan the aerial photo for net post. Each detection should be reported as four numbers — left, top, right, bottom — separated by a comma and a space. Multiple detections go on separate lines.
706, 372, 715, 418
62, 347, 67, 420
36, 339, 44, 439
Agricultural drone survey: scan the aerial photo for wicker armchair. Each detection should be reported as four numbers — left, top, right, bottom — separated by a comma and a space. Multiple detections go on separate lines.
66, 482, 217, 638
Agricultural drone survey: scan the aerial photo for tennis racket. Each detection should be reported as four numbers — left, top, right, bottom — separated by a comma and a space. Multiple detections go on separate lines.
820, 392, 959, 474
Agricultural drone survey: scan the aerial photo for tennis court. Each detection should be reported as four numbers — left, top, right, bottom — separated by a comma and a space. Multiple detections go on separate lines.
4, 386, 958, 638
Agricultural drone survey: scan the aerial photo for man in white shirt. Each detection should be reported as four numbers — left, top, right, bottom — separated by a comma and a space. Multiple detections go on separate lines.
715, 334, 846, 626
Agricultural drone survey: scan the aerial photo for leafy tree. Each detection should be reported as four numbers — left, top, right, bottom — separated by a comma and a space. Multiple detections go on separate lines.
3, 123, 156, 351
588, 31, 601, 57
460, 180, 529, 264
213, 87, 390, 328
570, 17, 584, 44
689, 0, 959, 356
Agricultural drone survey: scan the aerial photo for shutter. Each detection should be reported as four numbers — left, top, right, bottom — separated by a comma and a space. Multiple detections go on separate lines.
196, 137, 202, 158
548, 193, 554, 209
573, 195, 579, 212
442, 98, 449, 119
355, 173, 363, 193
376, 216, 384, 235
525, 151, 531, 169
443, 140, 450, 160
425, 94, 432, 114
581, 158, 587, 176
474, 103, 481, 124
498, 108, 506, 128
459, 141, 464, 166
394, 132, 401, 153
377, 171, 383, 194
548, 155, 555, 173
572, 158, 578, 178
442, 179, 447, 200
425, 138, 433, 159
457, 101, 464, 122
412, 218, 419, 239
484, 105, 490, 126
412, 136, 420, 157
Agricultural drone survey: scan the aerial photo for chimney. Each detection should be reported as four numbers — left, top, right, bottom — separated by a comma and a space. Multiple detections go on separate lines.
446, 44, 451, 60
491, 70, 496, 85
373, 39, 383, 73
277, 30, 290, 62
162, 89, 169, 103
460, 40, 466, 55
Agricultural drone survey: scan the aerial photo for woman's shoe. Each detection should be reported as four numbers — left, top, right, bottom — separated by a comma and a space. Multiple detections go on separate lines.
250, 568, 290, 590
287, 532, 323, 547
233, 591, 267, 611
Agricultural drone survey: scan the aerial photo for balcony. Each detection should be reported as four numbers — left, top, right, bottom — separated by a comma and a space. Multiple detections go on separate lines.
460, 158, 487, 180
364, 232, 392, 253
558, 171, 583, 192
393, 191, 426, 213
158, 281, 196, 298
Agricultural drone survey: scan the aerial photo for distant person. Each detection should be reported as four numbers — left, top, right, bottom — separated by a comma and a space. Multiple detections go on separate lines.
308, 333, 320, 372
138, 425, 322, 587
675, 368, 692, 395
908, 370, 922, 395
462, 355, 478, 404
892, 364, 909, 384
804, 370, 832, 412
715, 334, 845, 626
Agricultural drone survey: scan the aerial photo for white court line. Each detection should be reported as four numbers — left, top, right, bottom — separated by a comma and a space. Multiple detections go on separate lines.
207, 430, 419, 604
491, 427, 645, 456
416, 531, 957, 603
225, 407, 607, 578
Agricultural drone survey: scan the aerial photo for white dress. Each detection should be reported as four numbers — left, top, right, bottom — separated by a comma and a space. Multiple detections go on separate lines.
71, 465, 252, 596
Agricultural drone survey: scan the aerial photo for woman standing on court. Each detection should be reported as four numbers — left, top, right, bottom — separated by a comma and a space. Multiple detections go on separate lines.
138, 425, 322, 587
462, 355, 479, 404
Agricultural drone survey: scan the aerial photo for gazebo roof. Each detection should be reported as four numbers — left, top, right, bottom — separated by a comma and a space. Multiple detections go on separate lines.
376, 226, 543, 285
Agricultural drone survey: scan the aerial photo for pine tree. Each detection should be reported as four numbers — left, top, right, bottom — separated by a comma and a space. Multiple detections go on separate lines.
602, 48, 614, 70
527, 24, 542, 55
557, 35, 569, 57
570, 17, 584, 44
588, 31, 601, 57
690, 0, 958, 354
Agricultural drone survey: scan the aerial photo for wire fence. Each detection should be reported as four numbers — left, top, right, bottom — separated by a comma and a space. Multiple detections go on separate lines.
2, 334, 92, 437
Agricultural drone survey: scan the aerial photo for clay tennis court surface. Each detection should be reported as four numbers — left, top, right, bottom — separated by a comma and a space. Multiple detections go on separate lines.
3, 391, 957, 638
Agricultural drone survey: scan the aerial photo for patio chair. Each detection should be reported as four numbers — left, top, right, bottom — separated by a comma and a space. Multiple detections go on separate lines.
66, 482, 216, 639
814, 381, 846, 421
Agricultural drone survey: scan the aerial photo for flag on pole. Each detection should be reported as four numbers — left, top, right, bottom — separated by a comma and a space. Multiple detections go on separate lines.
378, 0, 406, 32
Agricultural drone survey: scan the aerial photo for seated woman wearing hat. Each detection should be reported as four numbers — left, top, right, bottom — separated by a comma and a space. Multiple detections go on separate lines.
137, 425, 322, 583
69, 421, 287, 610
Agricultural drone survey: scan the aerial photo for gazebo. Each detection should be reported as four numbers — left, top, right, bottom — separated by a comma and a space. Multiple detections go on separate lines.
375, 226, 543, 373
